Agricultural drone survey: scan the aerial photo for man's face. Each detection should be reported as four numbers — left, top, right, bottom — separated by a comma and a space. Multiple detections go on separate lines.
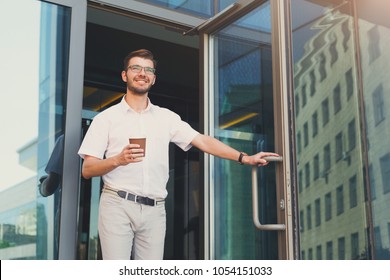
122, 57, 156, 95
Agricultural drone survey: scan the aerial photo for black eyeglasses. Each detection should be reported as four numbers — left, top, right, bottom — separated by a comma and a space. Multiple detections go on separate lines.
127, 65, 156, 75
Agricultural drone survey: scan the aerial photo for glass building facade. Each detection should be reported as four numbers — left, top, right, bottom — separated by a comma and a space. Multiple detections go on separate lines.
0, 0, 389, 260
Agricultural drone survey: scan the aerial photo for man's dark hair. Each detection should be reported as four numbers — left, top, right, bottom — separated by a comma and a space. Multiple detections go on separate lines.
123, 49, 157, 71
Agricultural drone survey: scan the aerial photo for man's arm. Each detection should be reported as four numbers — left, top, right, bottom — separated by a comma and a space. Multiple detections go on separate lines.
191, 134, 279, 166
81, 143, 144, 179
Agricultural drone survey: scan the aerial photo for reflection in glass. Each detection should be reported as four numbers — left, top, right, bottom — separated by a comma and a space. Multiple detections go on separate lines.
212, 1, 277, 259
291, 0, 390, 259
0, 0, 70, 259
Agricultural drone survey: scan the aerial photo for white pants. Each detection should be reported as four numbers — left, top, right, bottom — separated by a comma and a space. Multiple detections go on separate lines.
98, 188, 166, 260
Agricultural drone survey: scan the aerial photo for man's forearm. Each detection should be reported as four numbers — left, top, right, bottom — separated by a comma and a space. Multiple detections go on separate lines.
82, 156, 119, 179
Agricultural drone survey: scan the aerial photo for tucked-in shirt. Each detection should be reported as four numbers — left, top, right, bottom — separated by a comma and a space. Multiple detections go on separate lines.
78, 96, 199, 198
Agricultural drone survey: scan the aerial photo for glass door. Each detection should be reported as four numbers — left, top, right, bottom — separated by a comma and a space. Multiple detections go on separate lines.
201, 0, 294, 259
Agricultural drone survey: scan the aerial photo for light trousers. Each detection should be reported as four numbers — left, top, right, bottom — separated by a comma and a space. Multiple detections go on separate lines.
98, 189, 166, 260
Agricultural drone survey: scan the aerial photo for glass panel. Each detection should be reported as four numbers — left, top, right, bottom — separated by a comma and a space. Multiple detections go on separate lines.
356, 0, 390, 259
136, 0, 241, 18
291, 0, 369, 259
212, 1, 277, 259
0, 0, 70, 259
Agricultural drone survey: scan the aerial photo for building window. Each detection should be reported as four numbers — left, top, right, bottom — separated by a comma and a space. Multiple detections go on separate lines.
308, 248, 313, 260
369, 164, 377, 200
345, 68, 354, 101
316, 245, 322, 260
322, 98, 329, 126
301, 84, 307, 108
299, 170, 303, 193
310, 70, 316, 96
314, 154, 320, 180
349, 175, 358, 208
333, 83, 342, 114
307, 204, 312, 230
368, 25, 381, 64
351, 232, 359, 259
295, 94, 300, 116
336, 185, 344, 215
338, 237, 346, 260
297, 132, 301, 155
315, 198, 321, 227
300, 210, 304, 232
305, 162, 310, 188
312, 111, 318, 137
374, 226, 382, 253
380, 153, 390, 194
373, 84, 385, 125
325, 192, 332, 221
326, 241, 333, 260
319, 52, 327, 81
301, 250, 305, 260
330, 39, 338, 66
348, 119, 356, 151
323, 143, 331, 173
335, 132, 343, 162
341, 20, 351, 52
304, 122, 309, 147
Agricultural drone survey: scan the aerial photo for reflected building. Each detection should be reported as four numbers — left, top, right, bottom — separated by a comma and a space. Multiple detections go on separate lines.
293, 2, 390, 259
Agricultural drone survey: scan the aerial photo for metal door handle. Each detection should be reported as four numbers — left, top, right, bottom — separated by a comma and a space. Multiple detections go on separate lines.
251, 156, 286, 230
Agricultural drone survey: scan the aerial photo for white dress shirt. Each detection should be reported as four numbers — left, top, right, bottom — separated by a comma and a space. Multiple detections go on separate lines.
78, 96, 199, 198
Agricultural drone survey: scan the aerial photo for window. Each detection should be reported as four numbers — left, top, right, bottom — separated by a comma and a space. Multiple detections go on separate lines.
336, 185, 344, 215
324, 143, 331, 173
297, 132, 302, 155
351, 232, 359, 259
373, 84, 385, 125
338, 237, 345, 260
330, 39, 338, 66
310, 70, 316, 96
333, 83, 341, 114
368, 25, 381, 64
326, 241, 333, 260
341, 20, 351, 52
314, 154, 320, 180
335, 132, 343, 162
308, 248, 313, 260
305, 162, 310, 188
300, 210, 304, 232
319, 52, 326, 81
325, 192, 332, 221
348, 119, 356, 151
312, 111, 318, 137
295, 94, 300, 116
301, 84, 307, 107
380, 153, 390, 194
315, 198, 321, 226
299, 170, 303, 193
322, 98, 329, 126
316, 245, 322, 260
345, 68, 354, 101
349, 175, 358, 208
304, 122, 309, 147
369, 165, 377, 200
307, 205, 312, 230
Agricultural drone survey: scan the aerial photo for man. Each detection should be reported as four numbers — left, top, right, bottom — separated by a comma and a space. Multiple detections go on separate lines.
78, 49, 279, 260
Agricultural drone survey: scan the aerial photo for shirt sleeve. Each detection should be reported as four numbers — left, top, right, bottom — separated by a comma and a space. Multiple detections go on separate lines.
169, 113, 199, 151
78, 114, 109, 159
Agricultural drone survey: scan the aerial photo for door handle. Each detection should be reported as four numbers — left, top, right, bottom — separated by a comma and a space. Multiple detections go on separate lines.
251, 156, 286, 230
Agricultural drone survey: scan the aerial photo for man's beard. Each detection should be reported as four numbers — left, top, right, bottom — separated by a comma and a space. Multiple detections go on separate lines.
127, 81, 152, 95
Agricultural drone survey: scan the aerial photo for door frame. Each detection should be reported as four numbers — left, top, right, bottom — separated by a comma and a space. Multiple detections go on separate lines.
43, 0, 87, 260
198, 0, 295, 259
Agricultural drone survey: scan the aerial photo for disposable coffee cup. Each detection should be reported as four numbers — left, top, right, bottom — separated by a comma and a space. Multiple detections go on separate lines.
129, 137, 146, 156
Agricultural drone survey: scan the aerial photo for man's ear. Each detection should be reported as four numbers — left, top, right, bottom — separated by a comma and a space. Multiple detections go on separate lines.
121, 71, 127, 82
